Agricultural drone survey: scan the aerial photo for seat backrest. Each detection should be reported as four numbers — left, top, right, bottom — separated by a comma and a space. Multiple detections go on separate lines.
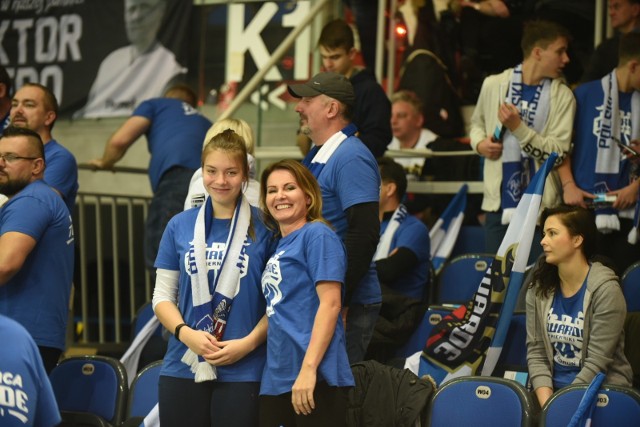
395, 305, 455, 359
49, 355, 128, 425
541, 384, 640, 427
427, 376, 534, 427
127, 360, 162, 418
436, 253, 494, 304
450, 226, 486, 258
622, 261, 640, 312
132, 301, 161, 338
493, 311, 528, 378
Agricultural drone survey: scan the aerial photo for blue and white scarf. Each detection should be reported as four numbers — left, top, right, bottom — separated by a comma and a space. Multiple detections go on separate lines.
593, 71, 640, 240
182, 195, 251, 382
501, 64, 551, 224
302, 123, 358, 177
374, 204, 408, 261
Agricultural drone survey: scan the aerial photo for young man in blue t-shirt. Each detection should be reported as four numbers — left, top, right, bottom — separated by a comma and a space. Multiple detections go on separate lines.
89, 84, 212, 272
558, 32, 640, 273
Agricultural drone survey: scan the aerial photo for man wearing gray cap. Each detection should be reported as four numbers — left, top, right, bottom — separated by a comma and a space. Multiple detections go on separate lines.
289, 72, 381, 363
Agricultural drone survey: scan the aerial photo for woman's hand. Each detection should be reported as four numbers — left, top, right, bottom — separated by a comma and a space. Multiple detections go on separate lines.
180, 327, 220, 357
203, 337, 253, 366
291, 365, 318, 415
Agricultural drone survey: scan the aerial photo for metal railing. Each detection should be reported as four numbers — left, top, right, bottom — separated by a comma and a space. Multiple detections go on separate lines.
73, 192, 152, 351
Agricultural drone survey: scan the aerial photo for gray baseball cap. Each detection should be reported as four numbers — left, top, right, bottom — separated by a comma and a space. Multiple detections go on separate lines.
288, 72, 355, 107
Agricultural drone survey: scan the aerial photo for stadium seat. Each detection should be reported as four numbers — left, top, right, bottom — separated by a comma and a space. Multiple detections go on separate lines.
49, 355, 128, 426
427, 376, 534, 426
450, 225, 487, 258
540, 384, 640, 427
493, 311, 528, 380
435, 253, 494, 304
622, 261, 640, 312
131, 301, 162, 338
122, 360, 162, 425
395, 305, 455, 359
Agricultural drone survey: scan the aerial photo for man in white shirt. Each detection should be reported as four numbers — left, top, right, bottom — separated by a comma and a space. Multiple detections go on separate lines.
75, 0, 186, 118
388, 90, 438, 180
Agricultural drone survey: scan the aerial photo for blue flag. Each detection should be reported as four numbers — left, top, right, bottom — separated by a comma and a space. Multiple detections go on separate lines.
410, 153, 558, 385
430, 184, 468, 274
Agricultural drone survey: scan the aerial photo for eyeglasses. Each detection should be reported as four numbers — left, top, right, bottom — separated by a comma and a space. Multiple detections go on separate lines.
0, 153, 39, 163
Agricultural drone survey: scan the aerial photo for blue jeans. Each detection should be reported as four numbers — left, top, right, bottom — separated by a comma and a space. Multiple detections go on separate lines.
144, 167, 195, 270
346, 302, 381, 364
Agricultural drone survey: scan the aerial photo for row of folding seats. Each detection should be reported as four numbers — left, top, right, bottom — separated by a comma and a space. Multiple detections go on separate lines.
427, 376, 640, 427
49, 356, 161, 427
436, 253, 640, 311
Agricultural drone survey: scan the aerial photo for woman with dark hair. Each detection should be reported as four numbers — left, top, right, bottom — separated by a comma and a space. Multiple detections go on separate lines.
526, 205, 633, 408
259, 159, 354, 426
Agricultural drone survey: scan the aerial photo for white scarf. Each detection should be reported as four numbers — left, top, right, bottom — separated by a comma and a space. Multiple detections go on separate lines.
593, 71, 640, 237
374, 204, 409, 261
182, 195, 251, 382
501, 64, 551, 224
303, 124, 357, 177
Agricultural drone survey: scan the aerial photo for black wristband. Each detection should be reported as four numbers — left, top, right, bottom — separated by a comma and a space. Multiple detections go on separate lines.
174, 323, 187, 342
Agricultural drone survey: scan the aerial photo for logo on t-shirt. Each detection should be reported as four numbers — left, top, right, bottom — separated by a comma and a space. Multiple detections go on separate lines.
262, 250, 284, 316
548, 308, 584, 367
0, 371, 29, 424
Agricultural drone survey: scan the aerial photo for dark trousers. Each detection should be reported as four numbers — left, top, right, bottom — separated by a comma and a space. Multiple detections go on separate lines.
159, 376, 260, 427
259, 382, 349, 427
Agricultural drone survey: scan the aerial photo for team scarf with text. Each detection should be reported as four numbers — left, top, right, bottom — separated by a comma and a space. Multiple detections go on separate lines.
374, 204, 409, 261
182, 195, 251, 382
302, 123, 358, 177
501, 64, 551, 224
593, 71, 640, 240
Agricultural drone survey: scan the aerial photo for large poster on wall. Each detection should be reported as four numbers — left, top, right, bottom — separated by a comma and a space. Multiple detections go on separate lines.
1, 0, 191, 118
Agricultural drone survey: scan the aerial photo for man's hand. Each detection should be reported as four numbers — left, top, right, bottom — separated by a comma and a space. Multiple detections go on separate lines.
498, 103, 521, 131
87, 158, 113, 170
562, 182, 595, 208
477, 137, 503, 160
610, 179, 640, 211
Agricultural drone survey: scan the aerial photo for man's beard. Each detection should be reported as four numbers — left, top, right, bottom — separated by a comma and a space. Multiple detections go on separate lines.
0, 177, 30, 197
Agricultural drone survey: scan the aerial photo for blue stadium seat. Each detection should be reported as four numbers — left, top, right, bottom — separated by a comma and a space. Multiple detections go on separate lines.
436, 253, 494, 304
427, 376, 534, 427
541, 384, 640, 427
123, 360, 162, 424
450, 225, 487, 258
49, 355, 128, 426
395, 305, 455, 358
131, 301, 162, 338
622, 261, 640, 312
493, 311, 528, 380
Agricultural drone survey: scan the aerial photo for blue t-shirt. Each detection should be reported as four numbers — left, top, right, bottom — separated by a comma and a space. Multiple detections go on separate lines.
379, 213, 430, 300
572, 79, 634, 192
133, 98, 212, 191
548, 279, 588, 389
303, 133, 382, 305
0, 180, 74, 350
44, 139, 78, 213
260, 222, 355, 395
0, 315, 61, 426
155, 205, 276, 382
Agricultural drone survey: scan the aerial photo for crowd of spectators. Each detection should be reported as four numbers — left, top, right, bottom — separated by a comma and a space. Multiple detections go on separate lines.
1, 1, 640, 425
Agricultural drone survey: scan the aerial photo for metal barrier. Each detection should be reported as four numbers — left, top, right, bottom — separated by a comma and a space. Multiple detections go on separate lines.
73, 192, 152, 350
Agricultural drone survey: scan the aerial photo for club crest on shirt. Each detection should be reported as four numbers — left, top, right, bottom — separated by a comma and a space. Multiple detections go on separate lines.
262, 250, 284, 316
